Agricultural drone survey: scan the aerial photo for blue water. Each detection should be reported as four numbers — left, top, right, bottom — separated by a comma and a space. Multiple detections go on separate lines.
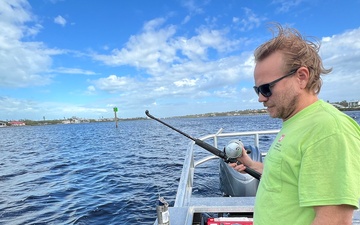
1, 112, 359, 224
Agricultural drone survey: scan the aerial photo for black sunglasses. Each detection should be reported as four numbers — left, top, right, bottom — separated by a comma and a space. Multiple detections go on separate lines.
253, 68, 299, 97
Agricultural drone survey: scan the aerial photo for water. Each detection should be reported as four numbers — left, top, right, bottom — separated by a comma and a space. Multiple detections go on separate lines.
1, 112, 359, 224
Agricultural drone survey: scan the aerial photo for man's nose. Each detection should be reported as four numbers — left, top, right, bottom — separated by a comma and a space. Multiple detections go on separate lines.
258, 93, 268, 102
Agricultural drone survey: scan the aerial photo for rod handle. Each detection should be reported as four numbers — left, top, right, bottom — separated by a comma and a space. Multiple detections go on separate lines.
243, 167, 261, 180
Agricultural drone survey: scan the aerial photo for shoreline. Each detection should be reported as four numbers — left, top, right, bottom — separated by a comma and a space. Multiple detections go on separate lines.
1, 108, 359, 127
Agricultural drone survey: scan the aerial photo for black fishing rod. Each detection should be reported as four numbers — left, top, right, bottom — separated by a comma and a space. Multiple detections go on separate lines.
145, 110, 261, 180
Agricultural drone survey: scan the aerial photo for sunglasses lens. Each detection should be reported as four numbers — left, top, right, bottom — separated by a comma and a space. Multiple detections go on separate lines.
254, 84, 271, 97
260, 85, 271, 97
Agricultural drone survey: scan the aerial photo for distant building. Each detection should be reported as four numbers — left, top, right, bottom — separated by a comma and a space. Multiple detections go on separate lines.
0, 121, 7, 127
331, 103, 345, 109
9, 121, 26, 126
348, 100, 360, 108
62, 119, 82, 124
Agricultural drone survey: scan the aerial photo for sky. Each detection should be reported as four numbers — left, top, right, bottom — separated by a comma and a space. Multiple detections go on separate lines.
1, 0, 360, 121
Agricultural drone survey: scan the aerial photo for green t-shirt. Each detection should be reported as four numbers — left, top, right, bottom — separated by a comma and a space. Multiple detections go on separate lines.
254, 100, 360, 225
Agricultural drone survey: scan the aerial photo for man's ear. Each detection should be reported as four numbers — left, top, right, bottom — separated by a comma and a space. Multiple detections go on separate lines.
297, 67, 310, 89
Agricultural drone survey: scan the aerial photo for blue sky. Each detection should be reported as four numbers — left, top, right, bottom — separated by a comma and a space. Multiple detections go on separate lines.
1, 0, 359, 120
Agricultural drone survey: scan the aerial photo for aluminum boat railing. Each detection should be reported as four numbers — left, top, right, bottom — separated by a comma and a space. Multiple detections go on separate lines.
174, 129, 279, 208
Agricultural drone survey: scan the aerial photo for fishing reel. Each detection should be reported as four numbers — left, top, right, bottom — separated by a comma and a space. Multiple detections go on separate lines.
223, 140, 251, 163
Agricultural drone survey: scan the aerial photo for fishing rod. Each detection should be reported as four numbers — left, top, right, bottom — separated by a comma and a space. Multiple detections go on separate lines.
145, 110, 261, 180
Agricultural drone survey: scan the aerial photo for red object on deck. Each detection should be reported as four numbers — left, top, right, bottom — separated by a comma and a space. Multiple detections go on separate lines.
207, 217, 253, 225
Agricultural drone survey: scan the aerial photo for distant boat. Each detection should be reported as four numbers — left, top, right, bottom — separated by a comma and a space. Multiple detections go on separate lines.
0, 122, 7, 127
9, 121, 26, 126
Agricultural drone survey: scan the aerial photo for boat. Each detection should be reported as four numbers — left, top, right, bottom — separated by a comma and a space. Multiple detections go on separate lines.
154, 130, 360, 225
145, 111, 360, 225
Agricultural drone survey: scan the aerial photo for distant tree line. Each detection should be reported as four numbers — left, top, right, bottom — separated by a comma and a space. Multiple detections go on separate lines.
2, 100, 359, 125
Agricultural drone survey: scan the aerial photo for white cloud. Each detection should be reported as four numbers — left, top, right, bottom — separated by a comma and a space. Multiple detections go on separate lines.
0, 96, 108, 120
84, 85, 96, 95
0, 0, 57, 88
155, 86, 167, 92
54, 15, 67, 26
179, 27, 240, 60
92, 75, 138, 93
174, 78, 198, 87
182, 15, 191, 24
182, 0, 205, 15
0, 0, 34, 39
92, 18, 178, 75
232, 8, 264, 32
90, 17, 252, 96
214, 87, 238, 98
87, 86, 96, 91
0, 40, 53, 87
272, 0, 303, 13
321, 27, 360, 63
92, 17, 246, 75
88, 18, 256, 108
61, 106, 107, 113
54, 67, 97, 75
318, 27, 360, 101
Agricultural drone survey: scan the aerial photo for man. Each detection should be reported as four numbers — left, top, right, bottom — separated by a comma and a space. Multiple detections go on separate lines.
230, 23, 360, 225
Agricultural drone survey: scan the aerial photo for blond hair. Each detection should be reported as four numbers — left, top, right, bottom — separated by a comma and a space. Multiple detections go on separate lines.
254, 23, 332, 94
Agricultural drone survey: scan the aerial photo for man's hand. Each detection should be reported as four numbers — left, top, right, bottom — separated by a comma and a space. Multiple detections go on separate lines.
228, 148, 263, 174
